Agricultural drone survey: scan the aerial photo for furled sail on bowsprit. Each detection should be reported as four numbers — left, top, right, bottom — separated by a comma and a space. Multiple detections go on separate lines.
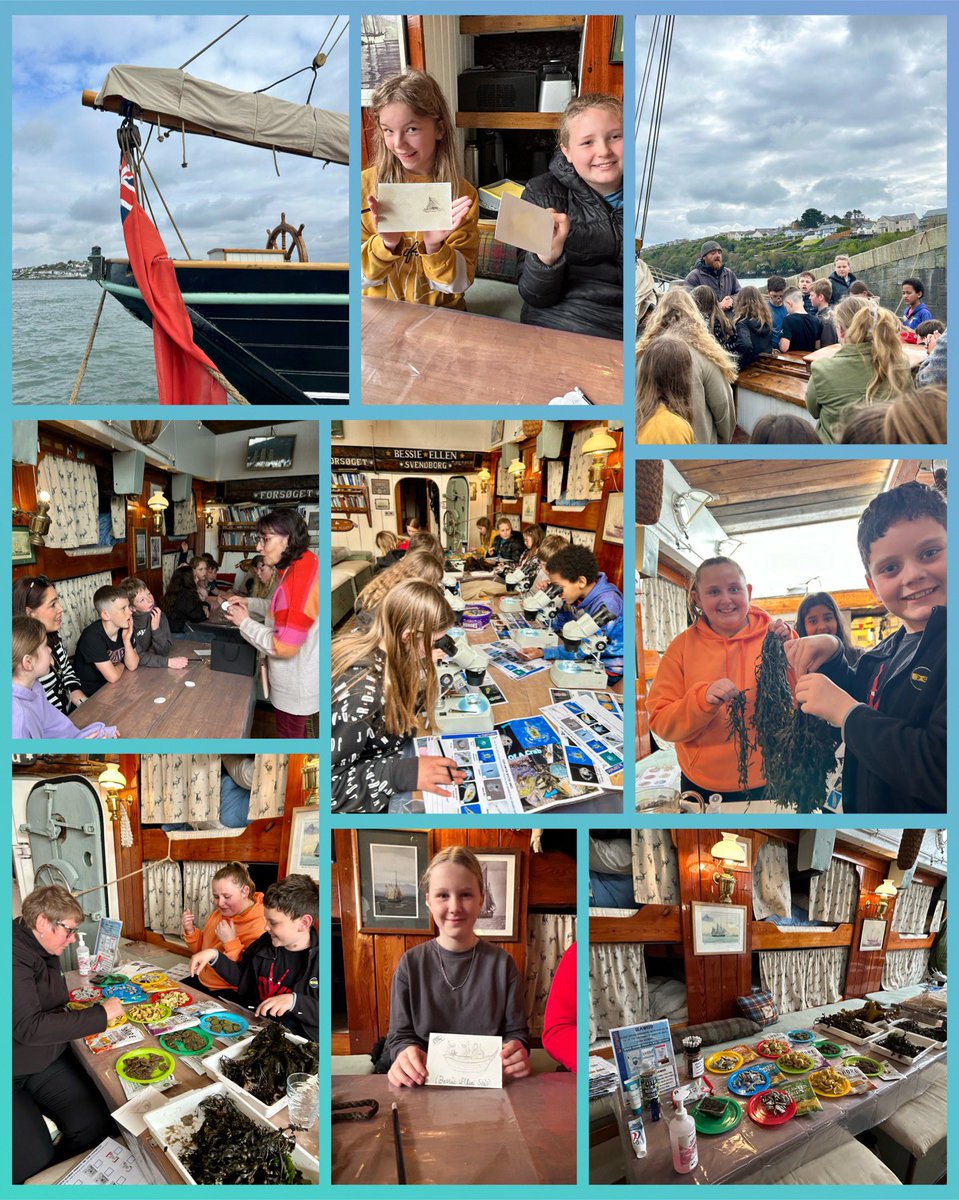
90, 65, 348, 164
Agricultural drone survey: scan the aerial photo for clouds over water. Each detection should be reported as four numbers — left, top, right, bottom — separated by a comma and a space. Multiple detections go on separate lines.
13, 15, 349, 265
637, 15, 946, 245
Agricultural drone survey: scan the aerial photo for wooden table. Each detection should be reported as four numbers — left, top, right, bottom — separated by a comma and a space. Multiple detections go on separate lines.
362, 297, 623, 406
66, 969, 317, 1184
68, 641, 255, 739
331, 1072, 575, 1185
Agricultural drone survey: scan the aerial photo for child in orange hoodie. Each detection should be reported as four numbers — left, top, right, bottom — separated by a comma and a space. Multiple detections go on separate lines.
647, 558, 794, 803
181, 861, 266, 998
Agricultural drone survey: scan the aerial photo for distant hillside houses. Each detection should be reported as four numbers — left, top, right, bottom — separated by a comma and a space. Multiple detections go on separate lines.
919, 207, 947, 230
874, 213, 918, 233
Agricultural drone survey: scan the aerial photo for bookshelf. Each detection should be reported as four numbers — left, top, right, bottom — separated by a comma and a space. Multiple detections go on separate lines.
332, 473, 372, 527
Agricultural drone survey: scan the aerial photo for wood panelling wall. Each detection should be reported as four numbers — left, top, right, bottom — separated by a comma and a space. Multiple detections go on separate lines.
334, 829, 575, 1053
14, 424, 212, 601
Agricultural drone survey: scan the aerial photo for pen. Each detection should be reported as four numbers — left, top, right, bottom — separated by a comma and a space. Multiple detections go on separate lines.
392, 1102, 407, 1184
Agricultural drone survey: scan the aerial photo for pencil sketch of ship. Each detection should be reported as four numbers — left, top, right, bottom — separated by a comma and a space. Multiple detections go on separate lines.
382, 875, 404, 906
436, 1039, 500, 1072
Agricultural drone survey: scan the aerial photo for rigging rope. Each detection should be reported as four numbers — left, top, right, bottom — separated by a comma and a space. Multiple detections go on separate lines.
68, 290, 106, 404
179, 15, 249, 71
636, 16, 674, 247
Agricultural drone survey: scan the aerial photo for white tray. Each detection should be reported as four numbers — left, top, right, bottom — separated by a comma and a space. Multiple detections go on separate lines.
143, 1080, 318, 1185
202, 1030, 310, 1120
885, 1017, 947, 1050
813, 1019, 885, 1047
870, 1029, 937, 1066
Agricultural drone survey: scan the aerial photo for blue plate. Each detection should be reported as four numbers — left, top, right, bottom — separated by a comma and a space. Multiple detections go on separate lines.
101, 982, 147, 1003
727, 1064, 773, 1097
786, 1028, 817, 1043
198, 1011, 250, 1038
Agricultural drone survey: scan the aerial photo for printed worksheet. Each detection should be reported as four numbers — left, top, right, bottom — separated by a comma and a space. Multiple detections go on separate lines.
426, 1032, 503, 1089
495, 719, 603, 811
540, 698, 624, 786
485, 641, 549, 680
414, 733, 523, 814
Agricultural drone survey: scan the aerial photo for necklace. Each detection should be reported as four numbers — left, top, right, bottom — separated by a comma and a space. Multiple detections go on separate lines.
433, 940, 477, 992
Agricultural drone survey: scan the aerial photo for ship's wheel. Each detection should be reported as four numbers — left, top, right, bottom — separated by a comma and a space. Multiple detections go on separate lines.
266, 213, 309, 262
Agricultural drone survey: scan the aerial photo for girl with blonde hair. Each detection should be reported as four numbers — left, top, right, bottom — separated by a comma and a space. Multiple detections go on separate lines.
361, 70, 479, 309
636, 335, 695, 444
332, 581, 465, 812
383, 845, 530, 1086
518, 93, 624, 339
636, 289, 736, 443
806, 298, 913, 443
354, 550, 444, 630
840, 385, 947, 445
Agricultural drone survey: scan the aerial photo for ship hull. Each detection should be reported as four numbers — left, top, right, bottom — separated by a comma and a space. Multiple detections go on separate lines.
95, 257, 349, 404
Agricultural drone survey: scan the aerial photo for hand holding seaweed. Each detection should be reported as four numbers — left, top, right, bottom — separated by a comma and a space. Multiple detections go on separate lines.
753, 632, 840, 812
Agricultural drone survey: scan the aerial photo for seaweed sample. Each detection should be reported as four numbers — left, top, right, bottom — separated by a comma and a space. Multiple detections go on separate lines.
725, 689, 751, 794
222, 1021, 320, 1105
181, 1094, 306, 1184
752, 633, 839, 813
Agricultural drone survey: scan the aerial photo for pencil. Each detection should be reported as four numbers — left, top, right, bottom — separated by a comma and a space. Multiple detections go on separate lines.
391, 1101, 406, 1184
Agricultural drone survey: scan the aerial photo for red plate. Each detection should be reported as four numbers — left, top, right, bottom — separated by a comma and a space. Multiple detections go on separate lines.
747, 1090, 797, 1126
756, 1039, 792, 1059
149, 989, 192, 1009
69, 985, 103, 1003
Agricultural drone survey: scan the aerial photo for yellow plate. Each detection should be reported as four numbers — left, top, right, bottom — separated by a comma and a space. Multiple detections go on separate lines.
705, 1050, 744, 1075
809, 1069, 852, 1098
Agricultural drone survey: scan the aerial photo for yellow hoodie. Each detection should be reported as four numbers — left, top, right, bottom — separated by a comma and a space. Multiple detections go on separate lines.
647, 606, 796, 793
183, 891, 266, 991
361, 166, 479, 309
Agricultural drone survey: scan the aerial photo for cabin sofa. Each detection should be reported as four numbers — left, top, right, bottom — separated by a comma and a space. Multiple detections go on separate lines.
331, 548, 373, 628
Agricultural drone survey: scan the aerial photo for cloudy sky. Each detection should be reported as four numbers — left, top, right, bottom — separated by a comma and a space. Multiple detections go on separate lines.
637, 15, 946, 246
13, 15, 349, 266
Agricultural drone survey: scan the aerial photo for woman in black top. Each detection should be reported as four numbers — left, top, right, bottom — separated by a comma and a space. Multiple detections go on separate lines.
13, 886, 122, 1183
161, 563, 210, 633
12, 576, 86, 713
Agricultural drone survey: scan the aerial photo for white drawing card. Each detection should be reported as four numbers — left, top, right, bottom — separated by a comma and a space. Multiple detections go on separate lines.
494, 191, 554, 258
426, 1031, 503, 1088
376, 181, 453, 233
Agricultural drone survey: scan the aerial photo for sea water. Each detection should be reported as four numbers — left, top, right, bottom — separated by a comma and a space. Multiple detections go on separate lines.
13, 279, 158, 404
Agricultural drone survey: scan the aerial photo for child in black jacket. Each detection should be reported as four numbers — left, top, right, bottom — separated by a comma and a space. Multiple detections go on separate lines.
787, 482, 946, 814
189, 875, 319, 1040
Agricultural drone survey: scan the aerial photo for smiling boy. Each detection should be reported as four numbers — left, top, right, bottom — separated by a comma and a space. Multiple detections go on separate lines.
787, 482, 946, 813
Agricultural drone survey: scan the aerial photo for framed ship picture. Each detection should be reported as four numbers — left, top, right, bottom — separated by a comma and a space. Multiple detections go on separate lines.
472, 849, 521, 941
354, 829, 432, 935
691, 901, 747, 955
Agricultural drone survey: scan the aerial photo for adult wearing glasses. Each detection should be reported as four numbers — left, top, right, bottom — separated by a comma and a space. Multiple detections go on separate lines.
13, 886, 122, 1183
12, 576, 87, 714
223, 509, 318, 738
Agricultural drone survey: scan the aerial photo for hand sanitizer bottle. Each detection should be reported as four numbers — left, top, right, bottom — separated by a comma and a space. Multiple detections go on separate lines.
76, 932, 90, 977
669, 1090, 698, 1174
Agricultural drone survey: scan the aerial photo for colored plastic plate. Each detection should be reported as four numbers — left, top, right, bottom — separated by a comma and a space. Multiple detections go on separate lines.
776, 1052, 816, 1074
158, 1027, 215, 1057
150, 989, 192, 1009
101, 983, 147, 1003
809, 1069, 852, 1099
69, 986, 102, 1003
756, 1039, 792, 1059
747, 1090, 797, 1126
125, 1002, 173, 1025
198, 1011, 250, 1038
815, 1040, 844, 1058
727, 1066, 773, 1097
115, 1047, 175, 1085
132, 971, 170, 989
786, 1028, 817, 1043
845, 1055, 883, 1077
704, 1051, 744, 1075
692, 1097, 743, 1135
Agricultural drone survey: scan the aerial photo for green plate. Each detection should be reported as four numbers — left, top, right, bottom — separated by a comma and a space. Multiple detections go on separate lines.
158, 1027, 215, 1057
115, 1047, 175, 1085
845, 1055, 883, 1077
776, 1053, 816, 1074
692, 1097, 743, 1136
815, 1040, 844, 1058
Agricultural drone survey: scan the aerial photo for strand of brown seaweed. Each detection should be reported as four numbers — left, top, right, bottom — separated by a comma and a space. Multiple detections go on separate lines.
725, 690, 751, 794
752, 632, 840, 812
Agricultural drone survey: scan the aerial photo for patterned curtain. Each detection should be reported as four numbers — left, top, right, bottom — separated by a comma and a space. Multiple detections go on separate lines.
566, 427, 604, 502
589, 943, 649, 1044
248, 755, 289, 819
759, 947, 848, 1012
882, 947, 930, 989
140, 755, 222, 824
173, 498, 197, 536
54, 571, 112, 655
808, 858, 859, 923
37, 455, 99, 549
631, 830, 680, 904
891, 882, 934, 933
524, 914, 575, 1036
110, 495, 127, 539
640, 576, 688, 653
143, 860, 182, 936
182, 860, 228, 930
162, 553, 179, 593
752, 839, 792, 921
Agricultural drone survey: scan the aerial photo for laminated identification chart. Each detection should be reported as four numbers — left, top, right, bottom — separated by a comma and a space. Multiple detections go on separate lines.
414, 733, 523, 814
485, 641, 549, 680
541, 695, 625, 786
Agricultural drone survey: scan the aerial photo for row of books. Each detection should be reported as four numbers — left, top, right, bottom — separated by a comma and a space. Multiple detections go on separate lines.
333, 472, 367, 487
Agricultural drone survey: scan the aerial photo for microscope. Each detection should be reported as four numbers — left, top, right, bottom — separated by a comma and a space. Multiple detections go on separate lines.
511, 584, 561, 650
548, 605, 615, 690
499, 565, 528, 613
442, 570, 465, 619
433, 633, 494, 733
